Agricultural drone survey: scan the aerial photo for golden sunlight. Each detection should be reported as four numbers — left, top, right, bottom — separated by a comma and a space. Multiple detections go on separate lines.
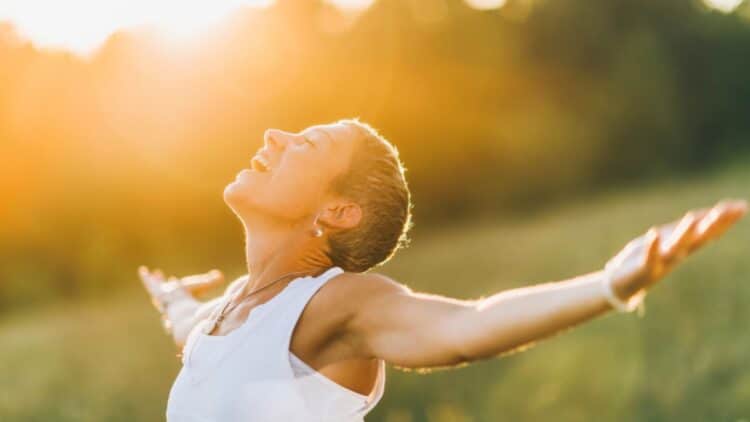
464, 0, 507, 11
0, 0, 272, 55
324, 0, 377, 11
703, 0, 744, 12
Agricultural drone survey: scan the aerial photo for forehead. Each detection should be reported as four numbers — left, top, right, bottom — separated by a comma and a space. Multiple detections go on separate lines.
303, 123, 358, 147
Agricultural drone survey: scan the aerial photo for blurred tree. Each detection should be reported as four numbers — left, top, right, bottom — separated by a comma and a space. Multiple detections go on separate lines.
0, 0, 749, 309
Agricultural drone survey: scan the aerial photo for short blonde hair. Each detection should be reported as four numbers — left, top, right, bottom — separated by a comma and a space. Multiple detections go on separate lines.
325, 119, 413, 272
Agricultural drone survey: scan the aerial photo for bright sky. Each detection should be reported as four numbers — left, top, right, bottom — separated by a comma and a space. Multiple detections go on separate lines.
0, 0, 743, 55
0, 0, 389, 55
0, 0, 273, 55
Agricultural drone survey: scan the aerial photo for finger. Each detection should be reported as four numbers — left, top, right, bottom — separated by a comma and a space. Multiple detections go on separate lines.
644, 228, 661, 271
694, 204, 725, 243
138, 265, 154, 283
703, 208, 744, 239
654, 207, 708, 253
720, 199, 748, 219
183, 270, 225, 294
684, 207, 711, 225
138, 265, 150, 287
182, 270, 224, 287
209, 269, 224, 281
664, 212, 699, 261
737, 199, 749, 214
697, 202, 740, 237
656, 221, 678, 252
138, 266, 162, 296
690, 202, 746, 251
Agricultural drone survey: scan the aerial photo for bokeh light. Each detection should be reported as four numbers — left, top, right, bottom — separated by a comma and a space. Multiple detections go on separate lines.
703, 0, 744, 12
324, 0, 377, 12
464, 0, 507, 11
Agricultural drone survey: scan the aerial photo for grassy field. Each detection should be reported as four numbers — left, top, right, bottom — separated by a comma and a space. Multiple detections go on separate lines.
1, 162, 749, 422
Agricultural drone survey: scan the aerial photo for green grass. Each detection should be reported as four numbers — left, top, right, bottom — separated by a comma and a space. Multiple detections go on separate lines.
1, 162, 749, 422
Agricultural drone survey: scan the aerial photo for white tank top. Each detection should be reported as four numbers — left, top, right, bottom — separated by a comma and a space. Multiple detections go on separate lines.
166, 266, 386, 422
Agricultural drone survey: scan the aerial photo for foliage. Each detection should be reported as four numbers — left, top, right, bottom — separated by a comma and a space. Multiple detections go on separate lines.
1, 1, 750, 311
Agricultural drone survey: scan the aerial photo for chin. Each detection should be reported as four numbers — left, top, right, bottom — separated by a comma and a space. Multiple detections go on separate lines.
224, 179, 270, 220
223, 180, 250, 211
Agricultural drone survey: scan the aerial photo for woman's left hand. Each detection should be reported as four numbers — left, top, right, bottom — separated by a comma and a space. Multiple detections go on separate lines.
607, 199, 747, 301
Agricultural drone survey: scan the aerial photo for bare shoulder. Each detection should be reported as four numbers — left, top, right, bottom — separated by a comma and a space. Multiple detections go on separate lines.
303, 271, 411, 327
297, 271, 411, 355
319, 271, 411, 308
293, 272, 411, 379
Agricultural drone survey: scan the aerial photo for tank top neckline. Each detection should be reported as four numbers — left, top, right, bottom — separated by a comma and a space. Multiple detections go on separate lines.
197, 266, 343, 341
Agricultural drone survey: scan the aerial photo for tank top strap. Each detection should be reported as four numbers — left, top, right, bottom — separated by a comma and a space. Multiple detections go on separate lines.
274, 266, 345, 351
361, 359, 387, 413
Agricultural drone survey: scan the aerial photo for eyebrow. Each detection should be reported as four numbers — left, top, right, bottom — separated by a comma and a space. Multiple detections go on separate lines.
308, 128, 335, 146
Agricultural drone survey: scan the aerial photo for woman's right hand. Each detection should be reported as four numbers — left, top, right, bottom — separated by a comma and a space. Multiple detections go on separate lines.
138, 266, 225, 312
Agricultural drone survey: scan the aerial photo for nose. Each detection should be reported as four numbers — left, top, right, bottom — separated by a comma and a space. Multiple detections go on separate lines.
263, 129, 290, 150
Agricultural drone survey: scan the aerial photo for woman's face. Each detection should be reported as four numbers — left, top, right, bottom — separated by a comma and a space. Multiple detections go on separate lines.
224, 122, 358, 223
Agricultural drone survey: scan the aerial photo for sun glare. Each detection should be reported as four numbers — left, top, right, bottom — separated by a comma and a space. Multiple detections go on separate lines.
703, 0, 744, 12
464, 0, 508, 11
0, 0, 273, 55
324, 0, 377, 12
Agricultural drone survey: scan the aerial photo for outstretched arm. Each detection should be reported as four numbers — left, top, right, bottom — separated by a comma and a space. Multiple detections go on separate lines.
342, 200, 747, 370
347, 270, 611, 369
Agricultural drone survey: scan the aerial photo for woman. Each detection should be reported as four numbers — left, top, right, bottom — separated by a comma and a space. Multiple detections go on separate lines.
139, 119, 746, 421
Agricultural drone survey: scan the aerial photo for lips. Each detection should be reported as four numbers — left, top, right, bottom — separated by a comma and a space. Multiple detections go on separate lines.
250, 154, 271, 172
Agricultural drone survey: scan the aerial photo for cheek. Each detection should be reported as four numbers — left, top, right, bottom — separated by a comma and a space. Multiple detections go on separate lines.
276, 159, 328, 196
223, 153, 336, 220
273, 178, 323, 210
268, 173, 331, 216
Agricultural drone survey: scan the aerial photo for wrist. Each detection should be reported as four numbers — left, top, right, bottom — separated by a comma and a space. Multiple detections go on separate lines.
601, 264, 646, 313
608, 266, 643, 301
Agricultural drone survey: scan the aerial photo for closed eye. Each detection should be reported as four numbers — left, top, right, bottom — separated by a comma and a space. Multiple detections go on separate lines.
302, 136, 317, 148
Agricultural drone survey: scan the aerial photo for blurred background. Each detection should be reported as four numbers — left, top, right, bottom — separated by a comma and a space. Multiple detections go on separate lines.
1, 0, 749, 420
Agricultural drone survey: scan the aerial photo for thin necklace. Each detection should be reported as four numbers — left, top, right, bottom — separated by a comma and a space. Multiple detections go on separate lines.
202, 269, 318, 335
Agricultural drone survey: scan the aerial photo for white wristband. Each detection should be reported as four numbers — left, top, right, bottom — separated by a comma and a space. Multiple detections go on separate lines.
601, 262, 646, 313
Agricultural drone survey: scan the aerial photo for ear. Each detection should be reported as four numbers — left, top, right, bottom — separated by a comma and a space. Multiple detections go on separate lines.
319, 200, 362, 231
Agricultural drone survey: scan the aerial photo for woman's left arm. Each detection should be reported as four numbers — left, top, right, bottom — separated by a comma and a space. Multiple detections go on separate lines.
343, 200, 746, 369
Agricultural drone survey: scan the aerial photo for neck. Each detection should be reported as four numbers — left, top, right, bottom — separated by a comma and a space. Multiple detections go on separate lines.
240, 213, 333, 293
